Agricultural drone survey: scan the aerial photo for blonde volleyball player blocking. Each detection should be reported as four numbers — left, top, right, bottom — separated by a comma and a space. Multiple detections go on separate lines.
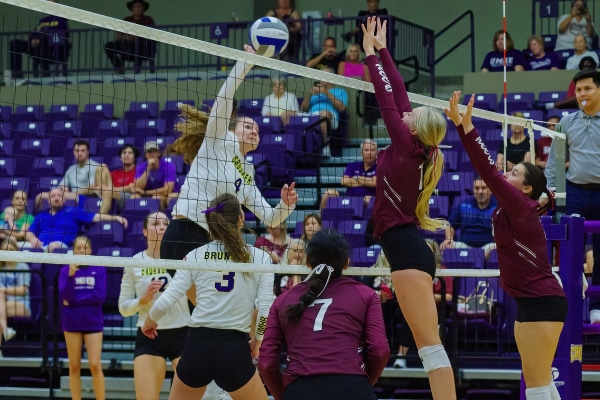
143, 193, 274, 400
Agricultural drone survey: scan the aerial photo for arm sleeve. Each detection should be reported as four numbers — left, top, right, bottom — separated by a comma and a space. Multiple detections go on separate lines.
75, 209, 97, 224
458, 125, 530, 216
545, 138, 558, 188
481, 52, 492, 70
148, 269, 193, 321
255, 271, 275, 340
244, 184, 295, 228
28, 216, 40, 236
447, 205, 462, 231
257, 300, 285, 400
205, 61, 254, 142
363, 291, 390, 385
289, 94, 300, 113
118, 267, 142, 317
261, 95, 271, 116
379, 48, 411, 114
365, 52, 417, 153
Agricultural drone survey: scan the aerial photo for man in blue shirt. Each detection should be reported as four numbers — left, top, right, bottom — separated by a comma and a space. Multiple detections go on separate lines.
441, 177, 497, 258
26, 188, 127, 252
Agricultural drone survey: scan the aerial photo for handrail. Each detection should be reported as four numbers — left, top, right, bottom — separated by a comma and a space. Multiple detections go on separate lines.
434, 10, 475, 73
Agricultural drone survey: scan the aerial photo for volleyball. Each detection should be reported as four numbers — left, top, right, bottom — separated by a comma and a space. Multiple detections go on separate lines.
248, 17, 289, 58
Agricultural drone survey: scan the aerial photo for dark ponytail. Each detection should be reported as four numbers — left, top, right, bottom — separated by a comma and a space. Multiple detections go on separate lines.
537, 188, 555, 216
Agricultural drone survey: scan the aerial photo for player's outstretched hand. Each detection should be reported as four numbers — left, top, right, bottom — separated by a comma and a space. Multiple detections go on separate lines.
244, 44, 256, 54
361, 17, 377, 56
281, 182, 298, 207
444, 91, 475, 133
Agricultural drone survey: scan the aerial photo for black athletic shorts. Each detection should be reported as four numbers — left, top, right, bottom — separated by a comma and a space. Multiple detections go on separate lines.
160, 218, 210, 275
379, 224, 436, 278
283, 375, 377, 400
175, 327, 255, 392
515, 295, 568, 323
134, 326, 188, 361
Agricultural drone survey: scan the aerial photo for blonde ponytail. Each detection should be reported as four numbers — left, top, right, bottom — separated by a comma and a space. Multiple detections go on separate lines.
171, 104, 209, 164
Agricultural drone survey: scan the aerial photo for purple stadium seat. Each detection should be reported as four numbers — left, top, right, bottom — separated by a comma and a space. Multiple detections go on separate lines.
252, 134, 292, 185
0, 177, 29, 200
84, 103, 114, 119
258, 116, 283, 134
501, 92, 535, 111
436, 171, 475, 197
486, 248, 498, 269
163, 155, 185, 174
164, 100, 195, 110
0, 122, 12, 139
320, 208, 354, 230
12, 105, 44, 127
124, 220, 147, 253
31, 176, 61, 197
15, 121, 46, 138
18, 138, 51, 158
239, 98, 263, 117
555, 49, 575, 68
542, 34, 556, 52
442, 248, 485, 269
325, 196, 364, 219
29, 157, 66, 180
538, 91, 567, 103
132, 119, 167, 145
122, 198, 161, 223
81, 196, 116, 215
0, 106, 11, 122
428, 195, 450, 219
0, 157, 16, 177
0, 139, 14, 156
518, 109, 544, 122
350, 246, 380, 268
547, 108, 578, 119
142, 135, 174, 151
466, 93, 497, 111
338, 220, 367, 248
48, 104, 79, 120
96, 119, 128, 137
48, 120, 81, 139
101, 137, 130, 160
160, 100, 193, 131
97, 247, 135, 258
444, 149, 459, 171
200, 99, 215, 112
88, 221, 124, 249
129, 101, 159, 118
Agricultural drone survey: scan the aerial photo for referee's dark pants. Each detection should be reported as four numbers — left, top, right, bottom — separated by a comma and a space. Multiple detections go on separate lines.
566, 181, 600, 310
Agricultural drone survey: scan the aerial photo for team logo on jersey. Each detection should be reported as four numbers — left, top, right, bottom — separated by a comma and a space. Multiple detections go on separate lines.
231, 156, 253, 185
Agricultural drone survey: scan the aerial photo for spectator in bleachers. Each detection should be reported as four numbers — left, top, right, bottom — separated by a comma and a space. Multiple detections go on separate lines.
274, 238, 307, 296
300, 213, 322, 242
535, 116, 560, 170
118, 211, 191, 400
35, 139, 113, 214
481, 30, 525, 73
261, 75, 300, 127
440, 177, 497, 259
133, 140, 178, 210
104, 0, 156, 74
300, 67, 349, 156
555, 0, 596, 51
8, 0, 69, 78
306, 37, 344, 72
338, 43, 372, 81
0, 190, 33, 246
59, 235, 106, 400
255, 221, 291, 264
525, 35, 560, 71
110, 144, 140, 206
566, 33, 599, 70
342, 0, 389, 49
266, 0, 302, 63
0, 238, 30, 348
320, 138, 377, 209
26, 188, 127, 253
496, 112, 531, 172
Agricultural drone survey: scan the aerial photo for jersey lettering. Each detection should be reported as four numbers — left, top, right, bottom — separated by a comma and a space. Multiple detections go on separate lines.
307, 298, 333, 331
151, 276, 169, 292
231, 156, 253, 185
204, 251, 231, 261
215, 272, 235, 292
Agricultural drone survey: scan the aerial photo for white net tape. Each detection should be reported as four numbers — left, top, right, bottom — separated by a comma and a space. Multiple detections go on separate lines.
1, 0, 565, 141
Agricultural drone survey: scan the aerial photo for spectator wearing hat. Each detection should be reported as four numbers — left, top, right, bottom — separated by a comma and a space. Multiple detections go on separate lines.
104, 0, 155, 74
110, 144, 140, 205
133, 140, 177, 210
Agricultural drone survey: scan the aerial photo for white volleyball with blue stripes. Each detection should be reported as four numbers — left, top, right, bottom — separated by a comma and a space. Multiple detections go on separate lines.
248, 17, 289, 58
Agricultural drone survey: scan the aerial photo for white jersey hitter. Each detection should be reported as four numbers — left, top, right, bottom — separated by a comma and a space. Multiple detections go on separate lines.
149, 241, 273, 336
118, 251, 189, 329
172, 59, 293, 230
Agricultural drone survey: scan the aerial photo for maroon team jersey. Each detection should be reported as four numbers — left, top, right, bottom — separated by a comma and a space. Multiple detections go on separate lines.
258, 277, 389, 400
365, 49, 427, 238
457, 125, 565, 298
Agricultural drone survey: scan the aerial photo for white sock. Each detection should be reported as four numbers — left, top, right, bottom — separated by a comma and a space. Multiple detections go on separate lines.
548, 380, 561, 400
525, 385, 552, 400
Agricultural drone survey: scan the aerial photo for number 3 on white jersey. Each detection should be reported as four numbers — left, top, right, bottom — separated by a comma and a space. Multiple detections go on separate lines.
307, 298, 332, 331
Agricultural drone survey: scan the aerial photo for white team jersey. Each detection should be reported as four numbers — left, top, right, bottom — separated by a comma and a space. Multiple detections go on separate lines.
149, 241, 274, 338
172, 60, 294, 231
118, 251, 190, 329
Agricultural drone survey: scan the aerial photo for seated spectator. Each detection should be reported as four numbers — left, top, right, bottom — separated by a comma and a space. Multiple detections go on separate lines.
261, 75, 299, 126
0, 190, 33, 246
300, 67, 349, 156
321, 138, 377, 209
535, 116, 560, 170
481, 30, 525, 72
110, 144, 140, 206
26, 188, 127, 253
8, 0, 69, 78
300, 213, 321, 242
525, 35, 559, 71
555, 0, 596, 51
305, 37, 344, 72
496, 112, 531, 172
104, 0, 155, 74
255, 221, 291, 264
266, 0, 302, 63
338, 43, 371, 81
0, 238, 30, 346
133, 140, 178, 210
274, 238, 307, 296
35, 139, 113, 213
566, 33, 599, 70
342, 0, 388, 49
440, 177, 497, 259
535, 56, 597, 110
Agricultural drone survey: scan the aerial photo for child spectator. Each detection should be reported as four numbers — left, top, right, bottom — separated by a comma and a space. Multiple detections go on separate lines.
0, 190, 33, 246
